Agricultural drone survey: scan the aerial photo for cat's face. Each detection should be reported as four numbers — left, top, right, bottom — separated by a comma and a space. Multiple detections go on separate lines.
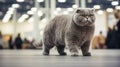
73, 8, 95, 26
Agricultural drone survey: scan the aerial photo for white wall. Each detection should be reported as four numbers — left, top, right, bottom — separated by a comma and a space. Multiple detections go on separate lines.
94, 12, 107, 36
0, 21, 14, 35
0, 20, 47, 40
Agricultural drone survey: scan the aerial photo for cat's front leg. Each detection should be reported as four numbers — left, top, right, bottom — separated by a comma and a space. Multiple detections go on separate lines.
67, 42, 79, 56
81, 41, 91, 56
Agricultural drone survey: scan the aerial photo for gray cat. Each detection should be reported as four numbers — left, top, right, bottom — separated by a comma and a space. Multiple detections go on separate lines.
42, 8, 95, 56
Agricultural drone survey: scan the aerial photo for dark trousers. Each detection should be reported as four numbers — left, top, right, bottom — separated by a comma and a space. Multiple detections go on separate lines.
16, 44, 22, 49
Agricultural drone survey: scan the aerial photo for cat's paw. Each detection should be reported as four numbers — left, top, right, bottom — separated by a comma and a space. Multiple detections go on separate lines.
43, 52, 49, 56
83, 52, 91, 56
59, 52, 67, 56
71, 53, 79, 56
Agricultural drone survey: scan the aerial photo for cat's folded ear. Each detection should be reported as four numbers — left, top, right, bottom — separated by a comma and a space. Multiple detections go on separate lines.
91, 8, 95, 12
76, 9, 82, 13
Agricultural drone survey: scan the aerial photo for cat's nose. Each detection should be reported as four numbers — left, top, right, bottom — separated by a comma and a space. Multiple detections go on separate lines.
86, 17, 88, 19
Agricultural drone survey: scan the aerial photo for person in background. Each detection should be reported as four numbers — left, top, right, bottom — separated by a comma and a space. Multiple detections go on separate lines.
98, 31, 106, 49
0, 31, 3, 49
105, 27, 113, 49
27, 39, 36, 49
114, 10, 120, 49
23, 38, 29, 43
109, 26, 118, 49
92, 36, 99, 49
14, 33, 23, 49
8, 36, 13, 49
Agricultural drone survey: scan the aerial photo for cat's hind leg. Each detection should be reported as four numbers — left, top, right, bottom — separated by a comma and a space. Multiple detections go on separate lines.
56, 45, 67, 56
81, 41, 91, 56
43, 43, 54, 55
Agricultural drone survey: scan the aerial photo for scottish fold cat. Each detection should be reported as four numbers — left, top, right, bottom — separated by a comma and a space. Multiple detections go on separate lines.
42, 8, 95, 56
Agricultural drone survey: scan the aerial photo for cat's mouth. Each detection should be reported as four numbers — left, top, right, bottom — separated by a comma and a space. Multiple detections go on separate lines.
84, 20, 93, 26
77, 20, 93, 26
86, 20, 93, 23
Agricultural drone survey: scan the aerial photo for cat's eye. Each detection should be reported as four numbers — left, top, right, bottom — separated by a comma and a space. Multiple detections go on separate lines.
81, 15, 86, 17
89, 14, 93, 16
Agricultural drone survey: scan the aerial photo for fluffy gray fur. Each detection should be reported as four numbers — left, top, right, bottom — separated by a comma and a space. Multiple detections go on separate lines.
43, 8, 95, 56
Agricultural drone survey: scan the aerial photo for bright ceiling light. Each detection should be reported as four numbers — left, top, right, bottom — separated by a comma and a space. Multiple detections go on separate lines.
18, 14, 29, 23
27, 10, 34, 15
67, 8, 73, 12
28, 17, 33, 23
8, 7, 15, 11
56, 8, 61, 11
106, 8, 113, 12
72, 4, 78, 8
38, 10, 43, 17
22, 14, 29, 18
115, 6, 120, 9
63, 11, 68, 15
18, 18, 25, 23
6, 11, 13, 14
37, 0, 44, 2
58, 0, 66, 3
2, 14, 11, 23
93, 5, 100, 9
12, 4, 19, 8
17, 0, 24, 2
7, 7, 15, 15
31, 7, 37, 12
111, 1, 119, 6
97, 10, 103, 15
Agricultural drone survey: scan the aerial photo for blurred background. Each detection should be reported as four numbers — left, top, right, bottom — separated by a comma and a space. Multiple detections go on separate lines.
0, 0, 120, 49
